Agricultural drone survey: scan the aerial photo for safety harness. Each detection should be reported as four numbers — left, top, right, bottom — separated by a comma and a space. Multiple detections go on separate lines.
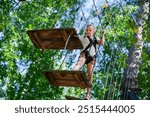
81, 36, 98, 64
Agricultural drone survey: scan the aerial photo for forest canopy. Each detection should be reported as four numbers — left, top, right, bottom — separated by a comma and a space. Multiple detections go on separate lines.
0, 0, 149, 100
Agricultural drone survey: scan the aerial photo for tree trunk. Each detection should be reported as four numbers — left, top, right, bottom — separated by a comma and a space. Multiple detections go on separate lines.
121, 1, 149, 100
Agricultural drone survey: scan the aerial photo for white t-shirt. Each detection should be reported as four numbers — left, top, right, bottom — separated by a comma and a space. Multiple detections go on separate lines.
79, 35, 100, 57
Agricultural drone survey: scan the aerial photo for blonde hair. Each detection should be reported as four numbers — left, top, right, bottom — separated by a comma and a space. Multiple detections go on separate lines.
86, 24, 96, 33
84, 24, 96, 37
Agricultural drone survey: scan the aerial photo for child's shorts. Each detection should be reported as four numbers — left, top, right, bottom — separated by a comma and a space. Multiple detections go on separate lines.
79, 51, 96, 64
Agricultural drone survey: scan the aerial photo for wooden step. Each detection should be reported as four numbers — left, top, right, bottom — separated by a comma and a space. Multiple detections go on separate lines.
27, 28, 83, 51
44, 70, 90, 89
65, 96, 85, 100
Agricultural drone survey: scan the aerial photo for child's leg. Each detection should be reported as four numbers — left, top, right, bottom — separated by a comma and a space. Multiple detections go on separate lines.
73, 53, 86, 70
86, 59, 95, 99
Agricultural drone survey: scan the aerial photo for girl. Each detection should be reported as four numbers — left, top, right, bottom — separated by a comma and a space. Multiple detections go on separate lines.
73, 24, 105, 100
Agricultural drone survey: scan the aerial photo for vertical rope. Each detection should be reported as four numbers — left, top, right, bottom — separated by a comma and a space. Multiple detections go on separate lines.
80, 4, 88, 24
102, 46, 115, 99
59, 51, 69, 70
92, 0, 102, 27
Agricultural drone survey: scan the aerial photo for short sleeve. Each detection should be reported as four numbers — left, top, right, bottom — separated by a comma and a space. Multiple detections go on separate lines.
79, 35, 84, 41
96, 36, 100, 41
94, 36, 100, 44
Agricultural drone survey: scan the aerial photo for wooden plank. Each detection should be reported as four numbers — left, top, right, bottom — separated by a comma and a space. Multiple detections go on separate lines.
80, 73, 90, 88
45, 72, 58, 86
33, 32, 46, 50
44, 70, 90, 89
61, 30, 68, 42
27, 31, 41, 49
27, 28, 83, 50
65, 96, 84, 100
74, 74, 85, 89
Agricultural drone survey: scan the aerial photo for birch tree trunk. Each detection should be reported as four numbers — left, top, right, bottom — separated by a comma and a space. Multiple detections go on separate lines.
121, 1, 149, 100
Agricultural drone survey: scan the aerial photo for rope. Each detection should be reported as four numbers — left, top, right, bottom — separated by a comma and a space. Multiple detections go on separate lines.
101, 0, 123, 100
111, 41, 125, 100
57, 1, 88, 70
102, 45, 115, 99
90, 0, 110, 99
49, 2, 81, 70
92, 0, 102, 27
105, 28, 118, 99
64, 31, 74, 50
116, 58, 126, 99
80, 3, 88, 24
118, 0, 138, 99
109, 4, 135, 99
105, 6, 118, 99
48, 50, 58, 70
58, 1, 88, 70
59, 51, 69, 70
102, 0, 134, 100
78, 0, 114, 100
81, 0, 110, 99
71, 0, 134, 100
106, 45, 117, 99
55, 1, 89, 71
57, 31, 74, 70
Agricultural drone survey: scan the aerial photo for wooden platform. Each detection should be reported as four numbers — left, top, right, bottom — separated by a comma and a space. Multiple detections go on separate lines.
65, 96, 84, 100
27, 28, 83, 51
44, 70, 90, 89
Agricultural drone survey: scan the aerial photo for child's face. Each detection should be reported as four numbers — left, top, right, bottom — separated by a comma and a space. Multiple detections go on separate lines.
86, 26, 95, 37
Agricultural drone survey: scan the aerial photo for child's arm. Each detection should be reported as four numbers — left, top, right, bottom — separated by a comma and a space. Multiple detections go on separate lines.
97, 30, 105, 45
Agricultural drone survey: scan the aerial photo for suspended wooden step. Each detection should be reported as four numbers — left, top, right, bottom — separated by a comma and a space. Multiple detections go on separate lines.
65, 96, 84, 100
27, 28, 83, 51
44, 70, 90, 89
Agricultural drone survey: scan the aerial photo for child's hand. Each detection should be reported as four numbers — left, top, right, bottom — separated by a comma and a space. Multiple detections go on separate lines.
102, 29, 106, 34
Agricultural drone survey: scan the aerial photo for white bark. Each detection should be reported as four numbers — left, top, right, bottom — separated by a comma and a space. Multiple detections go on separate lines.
121, 2, 149, 99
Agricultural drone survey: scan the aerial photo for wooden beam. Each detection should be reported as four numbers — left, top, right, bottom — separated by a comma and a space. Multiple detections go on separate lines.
33, 32, 46, 50
61, 30, 68, 42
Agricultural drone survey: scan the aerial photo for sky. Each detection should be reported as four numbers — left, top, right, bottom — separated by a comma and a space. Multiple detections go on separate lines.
74, 0, 120, 33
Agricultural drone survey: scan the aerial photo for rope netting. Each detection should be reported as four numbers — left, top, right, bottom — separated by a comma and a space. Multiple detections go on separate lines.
2, 0, 139, 99
51, 0, 136, 100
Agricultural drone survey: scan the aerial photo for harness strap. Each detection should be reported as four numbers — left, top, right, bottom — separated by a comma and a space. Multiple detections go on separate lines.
81, 36, 97, 53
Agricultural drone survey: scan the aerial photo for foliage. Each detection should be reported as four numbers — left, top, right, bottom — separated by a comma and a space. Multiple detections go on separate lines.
0, 0, 78, 100
0, 0, 149, 100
